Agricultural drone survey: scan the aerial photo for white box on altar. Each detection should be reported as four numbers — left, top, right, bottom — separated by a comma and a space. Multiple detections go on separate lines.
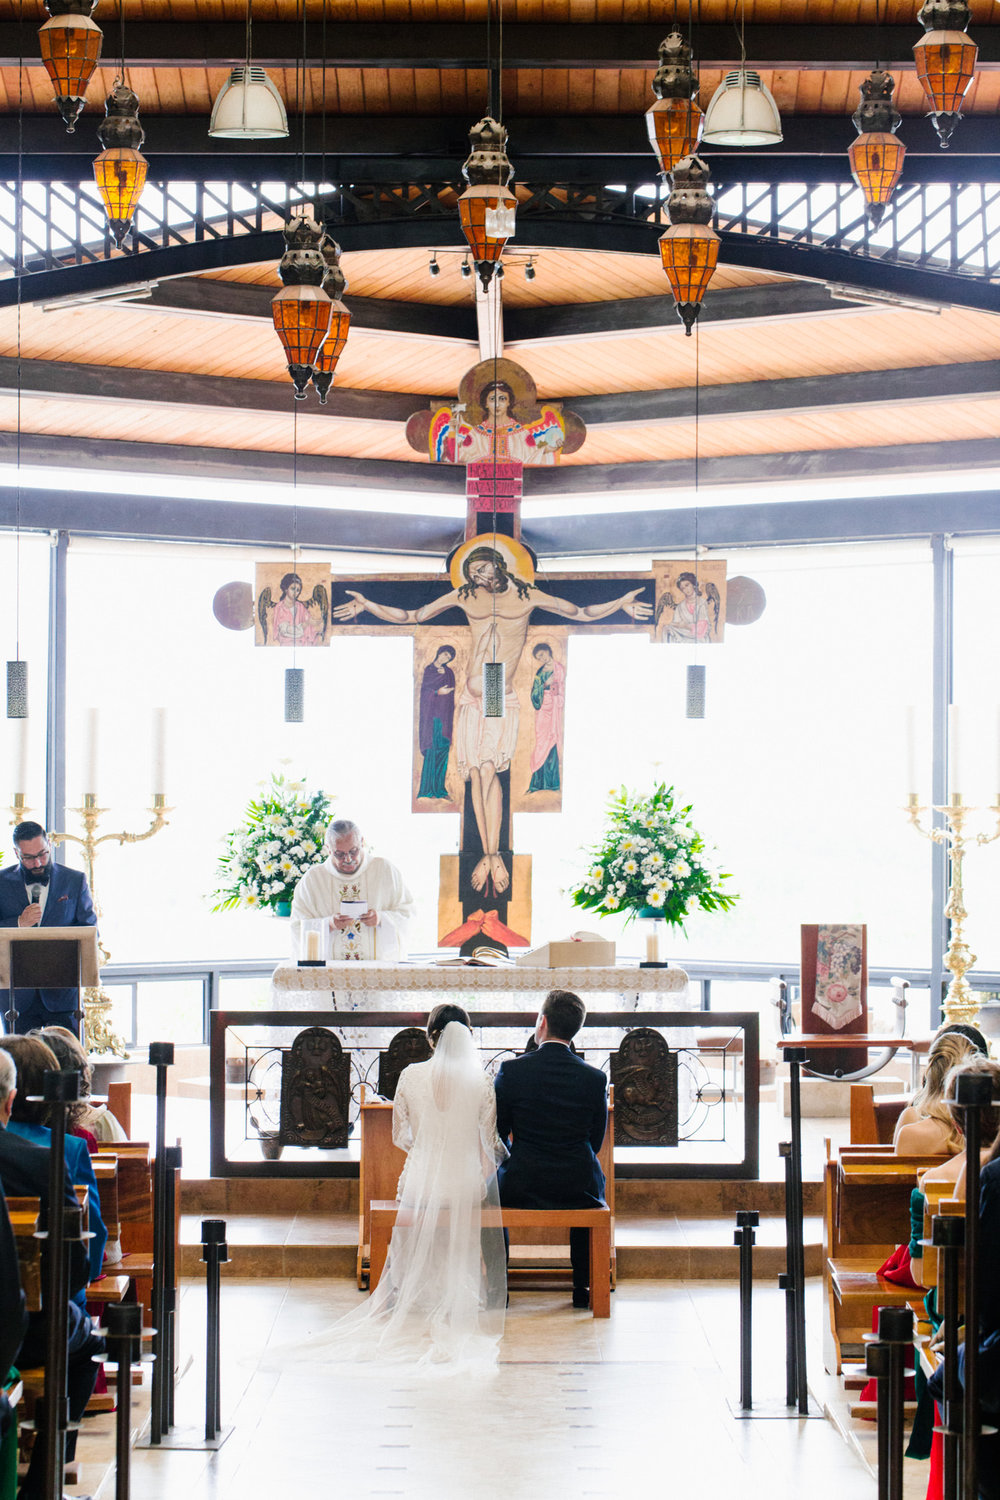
515, 937, 616, 968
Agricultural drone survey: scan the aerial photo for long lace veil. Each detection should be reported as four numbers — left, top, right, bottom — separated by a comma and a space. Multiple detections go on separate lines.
303, 1020, 506, 1372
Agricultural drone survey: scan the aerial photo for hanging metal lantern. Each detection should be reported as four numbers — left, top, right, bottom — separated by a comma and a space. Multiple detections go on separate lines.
645, 30, 703, 176
272, 215, 333, 399
38, 0, 103, 133
848, 68, 906, 228
913, 0, 978, 147
93, 82, 148, 246
6, 659, 27, 719
311, 238, 351, 404
658, 155, 720, 336
457, 117, 516, 290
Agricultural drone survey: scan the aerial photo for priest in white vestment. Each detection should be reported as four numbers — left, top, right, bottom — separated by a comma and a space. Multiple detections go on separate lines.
290, 819, 416, 963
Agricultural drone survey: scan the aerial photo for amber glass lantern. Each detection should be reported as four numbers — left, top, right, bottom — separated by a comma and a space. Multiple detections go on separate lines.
658, 155, 720, 335
458, 117, 516, 289
272, 285, 333, 399
848, 69, 906, 228
310, 302, 351, 404
645, 31, 703, 175
93, 83, 148, 246
39, 0, 103, 133
913, 0, 978, 146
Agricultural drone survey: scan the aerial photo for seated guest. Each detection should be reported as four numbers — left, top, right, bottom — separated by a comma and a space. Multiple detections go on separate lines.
0, 1046, 104, 1500
1, 1035, 107, 1291
32, 1025, 127, 1146
894, 1027, 987, 1156
494, 989, 608, 1309
926, 1055, 1000, 1199
0, 1182, 28, 1444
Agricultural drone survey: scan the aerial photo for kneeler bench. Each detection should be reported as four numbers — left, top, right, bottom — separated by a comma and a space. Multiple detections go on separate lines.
368, 1200, 613, 1318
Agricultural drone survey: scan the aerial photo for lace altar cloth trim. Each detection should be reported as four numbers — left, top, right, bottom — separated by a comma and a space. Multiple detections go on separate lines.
270, 961, 689, 994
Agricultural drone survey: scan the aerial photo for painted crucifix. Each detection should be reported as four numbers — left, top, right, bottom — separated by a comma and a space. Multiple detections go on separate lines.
325, 353, 727, 949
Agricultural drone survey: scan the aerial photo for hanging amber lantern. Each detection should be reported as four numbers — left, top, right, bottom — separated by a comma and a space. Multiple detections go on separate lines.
311, 238, 351, 404
38, 0, 103, 133
457, 117, 516, 290
93, 82, 148, 246
913, 0, 978, 147
645, 30, 703, 176
658, 155, 720, 336
272, 215, 332, 399
847, 68, 906, 228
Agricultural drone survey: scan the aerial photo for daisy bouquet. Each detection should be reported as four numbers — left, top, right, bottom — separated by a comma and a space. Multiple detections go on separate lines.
570, 783, 737, 930
212, 771, 333, 912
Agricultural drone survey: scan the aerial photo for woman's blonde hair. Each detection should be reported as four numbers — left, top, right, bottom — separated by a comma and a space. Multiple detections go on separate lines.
910, 1030, 985, 1153
945, 1055, 1000, 1155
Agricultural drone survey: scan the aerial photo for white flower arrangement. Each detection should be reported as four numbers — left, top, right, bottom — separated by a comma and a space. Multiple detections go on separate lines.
212, 771, 333, 914
570, 782, 737, 930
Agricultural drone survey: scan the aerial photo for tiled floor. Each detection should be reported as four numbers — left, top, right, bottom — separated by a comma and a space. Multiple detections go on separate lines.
77, 1277, 886, 1500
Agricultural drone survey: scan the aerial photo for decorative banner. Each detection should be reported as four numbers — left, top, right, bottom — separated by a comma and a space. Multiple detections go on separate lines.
255, 562, 331, 647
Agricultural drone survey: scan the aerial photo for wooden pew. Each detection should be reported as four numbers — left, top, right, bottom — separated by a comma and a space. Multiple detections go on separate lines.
849, 1084, 910, 1145
9, 1199, 41, 1313
823, 1144, 951, 1373
358, 1085, 616, 1308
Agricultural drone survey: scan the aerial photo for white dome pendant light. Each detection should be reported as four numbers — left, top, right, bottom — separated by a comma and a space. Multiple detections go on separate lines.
703, 1, 782, 147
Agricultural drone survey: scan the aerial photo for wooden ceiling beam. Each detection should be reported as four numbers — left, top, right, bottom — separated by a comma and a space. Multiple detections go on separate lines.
0, 20, 997, 70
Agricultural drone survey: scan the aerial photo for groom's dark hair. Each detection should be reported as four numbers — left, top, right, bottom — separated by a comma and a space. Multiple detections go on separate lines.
426, 1003, 471, 1047
541, 990, 586, 1042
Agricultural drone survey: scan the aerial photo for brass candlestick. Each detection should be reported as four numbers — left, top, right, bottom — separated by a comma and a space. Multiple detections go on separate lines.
46, 794, 173, 1057
906, 792, 1000, 1026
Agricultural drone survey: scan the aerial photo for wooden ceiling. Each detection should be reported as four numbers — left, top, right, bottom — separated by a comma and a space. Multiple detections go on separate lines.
0, 0, 998, 537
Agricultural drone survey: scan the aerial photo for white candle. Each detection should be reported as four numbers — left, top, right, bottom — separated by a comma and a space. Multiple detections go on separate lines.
645, 924, 661, 963
948, 704, 961, 799
14, 716, 29, 800
152, 707, 167, 797
84, 707, 99, 798
904, 705, 917, 796
306, 929, 321, 961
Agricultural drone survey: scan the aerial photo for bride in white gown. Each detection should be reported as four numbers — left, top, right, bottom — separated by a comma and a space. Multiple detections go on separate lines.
307, 1004, 507, 1372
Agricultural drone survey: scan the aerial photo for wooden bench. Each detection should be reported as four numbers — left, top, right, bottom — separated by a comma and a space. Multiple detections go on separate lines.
368, 1199, 613, 1317
849, 1084, 910, 1145
823, 1144, 951, 1373
357, 1084, 616, 1295
9, 1200, 41, 1313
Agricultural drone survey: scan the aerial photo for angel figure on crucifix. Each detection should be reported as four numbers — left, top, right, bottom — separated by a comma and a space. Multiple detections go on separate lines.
333, 534, 651, 898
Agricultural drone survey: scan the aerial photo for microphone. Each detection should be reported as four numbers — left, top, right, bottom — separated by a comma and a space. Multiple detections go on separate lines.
29, 884, 42, 904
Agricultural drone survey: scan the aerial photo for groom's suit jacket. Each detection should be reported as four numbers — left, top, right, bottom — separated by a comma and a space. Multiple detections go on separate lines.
494, 1042, 607, 1208
0, 861, 97, 1018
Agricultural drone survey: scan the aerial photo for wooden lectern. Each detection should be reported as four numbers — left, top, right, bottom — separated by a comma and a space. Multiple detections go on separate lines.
0, 926, 100, 1036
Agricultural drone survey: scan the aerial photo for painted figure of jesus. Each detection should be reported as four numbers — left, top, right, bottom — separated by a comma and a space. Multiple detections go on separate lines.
333, 540, 651, 897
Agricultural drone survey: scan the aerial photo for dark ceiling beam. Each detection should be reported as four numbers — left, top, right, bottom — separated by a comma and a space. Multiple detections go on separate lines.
2, 116, 998, 179
6, 353, 997, 431
1, 480, 997, 557
0, 21, 997, 69
506, 283, 863, 340
2, 429, 998, 496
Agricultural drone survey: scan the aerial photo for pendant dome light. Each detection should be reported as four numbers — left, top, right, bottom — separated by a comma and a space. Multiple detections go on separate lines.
702, 0, 782, 147
209, 0, 288, 139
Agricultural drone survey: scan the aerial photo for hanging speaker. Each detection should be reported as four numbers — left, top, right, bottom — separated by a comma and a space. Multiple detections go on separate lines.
284, 667, 304, 722
686, 664, 706, 719
6, 659, 27, 718
482, 661, 505, 718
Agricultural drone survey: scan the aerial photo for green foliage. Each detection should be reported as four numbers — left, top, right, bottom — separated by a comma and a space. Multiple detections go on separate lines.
569, 782, 737, 931
212, 771, 333, 913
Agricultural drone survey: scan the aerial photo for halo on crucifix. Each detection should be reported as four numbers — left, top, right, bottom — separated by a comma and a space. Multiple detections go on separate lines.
448, 533, 536, 591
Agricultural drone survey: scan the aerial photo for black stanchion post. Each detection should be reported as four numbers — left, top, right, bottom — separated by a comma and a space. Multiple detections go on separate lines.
200, 1219, 229, 1442
41, 1066, 81, 1500
163, 1143, 182, 1433
931, 1212, 965, 1500
147, 1041, 174, 1446
954, 1069, 993, 1500
104, 1302, 142, 1500
778, 1142, 798, 1408
865, 1305, 913, 1500
785, 1048, 809, 1414
734, 1209, 759, 1412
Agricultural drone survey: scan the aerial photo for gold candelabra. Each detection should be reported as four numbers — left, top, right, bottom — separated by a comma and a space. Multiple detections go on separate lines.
8, 792, 172, 1057
906, 792, 1000, 1026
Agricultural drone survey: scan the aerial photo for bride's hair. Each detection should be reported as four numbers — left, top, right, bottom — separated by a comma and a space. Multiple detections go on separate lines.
426, 1003, 472, 1047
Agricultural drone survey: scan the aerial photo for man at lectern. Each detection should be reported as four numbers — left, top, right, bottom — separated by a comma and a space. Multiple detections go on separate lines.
0, 820, 97, 1036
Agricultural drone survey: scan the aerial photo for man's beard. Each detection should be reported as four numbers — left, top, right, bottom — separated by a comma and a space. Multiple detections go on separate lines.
22, 867, 50, 885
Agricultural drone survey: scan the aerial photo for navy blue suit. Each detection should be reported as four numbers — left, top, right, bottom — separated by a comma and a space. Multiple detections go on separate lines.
495, 1041, 608, 1290
0, 860, 97, 1033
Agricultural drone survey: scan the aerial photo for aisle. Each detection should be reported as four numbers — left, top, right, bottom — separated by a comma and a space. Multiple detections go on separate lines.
108, 1278, 877, 1500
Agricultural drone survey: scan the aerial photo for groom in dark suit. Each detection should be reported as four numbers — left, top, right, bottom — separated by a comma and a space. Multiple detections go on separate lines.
0, 820, 97, 1035
495, 989, 608, 1308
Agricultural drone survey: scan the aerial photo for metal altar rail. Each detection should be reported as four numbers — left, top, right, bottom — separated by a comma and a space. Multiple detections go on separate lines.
209, 1008, 760, 1181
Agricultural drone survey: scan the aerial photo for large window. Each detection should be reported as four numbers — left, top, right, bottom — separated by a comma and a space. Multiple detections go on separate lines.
61, 533, 937, 978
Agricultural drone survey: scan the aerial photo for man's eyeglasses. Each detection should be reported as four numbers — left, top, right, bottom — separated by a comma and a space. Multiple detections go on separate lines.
18, 849, 50, 866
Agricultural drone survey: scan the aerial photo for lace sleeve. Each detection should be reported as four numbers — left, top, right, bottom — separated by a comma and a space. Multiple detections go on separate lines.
392, 1073, 414, 1152
480, 1076, 507, 1164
